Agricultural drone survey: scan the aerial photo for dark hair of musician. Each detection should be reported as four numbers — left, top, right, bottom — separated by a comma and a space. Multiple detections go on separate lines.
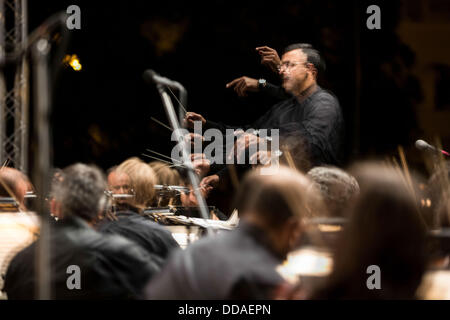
312, 162, 429, 299
283, 43, 326, 73
233, 166, 314, 228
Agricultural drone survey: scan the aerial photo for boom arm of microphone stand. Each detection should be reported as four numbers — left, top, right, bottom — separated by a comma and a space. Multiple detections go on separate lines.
154, 84, 212, 235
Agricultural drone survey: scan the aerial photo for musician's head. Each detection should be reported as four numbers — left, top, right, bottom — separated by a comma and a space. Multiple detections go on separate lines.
107, 165, 132, 209
50, 163, 107, 224
149, 161, 182, 186
279, 43, 324, 96
307, 166, 360, 218
234, 166, 316, 258
117, 157, 156, 211
0, 167, 30, 208
148, 161, 183, 207
107, 166, 132, 195
318, 162, 428, 299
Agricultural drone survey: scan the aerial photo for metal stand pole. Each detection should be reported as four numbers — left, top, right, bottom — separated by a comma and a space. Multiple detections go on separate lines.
178, 89, 187, 125
32, 37, 51, 300
156, 84, 212, 235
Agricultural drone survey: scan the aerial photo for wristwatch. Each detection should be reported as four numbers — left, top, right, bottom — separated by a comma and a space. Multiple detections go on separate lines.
258, 78, 267, 90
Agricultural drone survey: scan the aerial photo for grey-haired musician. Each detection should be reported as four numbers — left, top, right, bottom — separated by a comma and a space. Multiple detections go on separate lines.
4, 163, 160, 299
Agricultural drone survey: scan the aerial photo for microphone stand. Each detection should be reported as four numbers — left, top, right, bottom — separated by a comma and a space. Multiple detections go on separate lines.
32, 37, 52, 300
154, 83, 212, 235
178, 87, 187, 126
28, 11, 67, 300
1, 12, 67, 299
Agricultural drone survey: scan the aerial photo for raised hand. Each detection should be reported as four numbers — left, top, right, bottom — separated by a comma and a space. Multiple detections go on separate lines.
200, 174, 220, 195
226, 76, 258, 97
231, 132, 261, 162
256, 46, 281, 74
183, 132, 204, 148
191, 153, 211, 178
249, 150, 272, 166
184, 112, 206, 129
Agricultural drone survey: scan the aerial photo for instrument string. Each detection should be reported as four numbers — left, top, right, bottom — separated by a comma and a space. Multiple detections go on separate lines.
150, 117, 173, 132
283, 148, 297, 170
1, 159, 10, 168
166, 85, 188, 114
397, 146, 418, 203
141, 153, 184, 168
146, 148, 182, 164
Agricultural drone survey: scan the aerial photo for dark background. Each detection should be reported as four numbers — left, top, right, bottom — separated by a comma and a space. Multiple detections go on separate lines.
27, 0, 449, 172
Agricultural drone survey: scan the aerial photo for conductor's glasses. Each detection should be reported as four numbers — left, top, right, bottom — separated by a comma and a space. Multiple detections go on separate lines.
277, 61, 308, 72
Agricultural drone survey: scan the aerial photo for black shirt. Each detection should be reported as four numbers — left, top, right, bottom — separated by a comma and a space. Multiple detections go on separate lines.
4, 216, 160, 299
206, 86, 344, 168
97, 209, 180, 262
144, 223, 285, 299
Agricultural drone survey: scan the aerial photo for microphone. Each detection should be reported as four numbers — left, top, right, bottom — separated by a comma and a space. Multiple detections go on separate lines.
142, 69, 183, 91
415, 139, 450, 157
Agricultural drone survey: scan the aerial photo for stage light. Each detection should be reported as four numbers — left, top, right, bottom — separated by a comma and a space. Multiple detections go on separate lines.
63, 54, 82, 71
70, 58, 82, 71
